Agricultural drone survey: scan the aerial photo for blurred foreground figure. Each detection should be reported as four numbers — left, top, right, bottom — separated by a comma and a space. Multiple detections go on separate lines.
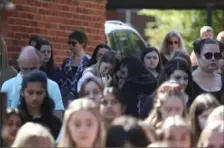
0, 36, 17, 88
11, 122, 55, 148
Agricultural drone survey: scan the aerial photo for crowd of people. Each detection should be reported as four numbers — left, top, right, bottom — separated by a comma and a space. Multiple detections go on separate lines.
0, 26, 224, 147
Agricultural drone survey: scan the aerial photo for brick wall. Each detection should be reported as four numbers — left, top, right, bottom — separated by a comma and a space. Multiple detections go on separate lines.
2, 0, 106, 66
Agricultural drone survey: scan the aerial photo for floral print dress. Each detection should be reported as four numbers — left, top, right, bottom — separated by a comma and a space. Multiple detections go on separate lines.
61, 55, 90, 106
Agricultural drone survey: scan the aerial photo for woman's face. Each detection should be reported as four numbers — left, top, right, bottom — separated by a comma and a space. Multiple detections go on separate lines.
68, 39, 83, 55
39, 45, 52, 63
160, 96, 184, 120
197, 43, 221, 72
198, 108, 214, 130
96, 48, 109, 63
83, 81, 103, 104
4, 114, 22, 142
23, 82, 46, 110
118, 65, 128, 88
119, 64, 128, 80
143, 51, 159, 70
203, 131, 224, 148
169, 70, 188, 91
100, 94, 122, 121
167, 36, 180, 53
163, 126, 191, 147
99, 62, 114, 77
68, 110, 99, 148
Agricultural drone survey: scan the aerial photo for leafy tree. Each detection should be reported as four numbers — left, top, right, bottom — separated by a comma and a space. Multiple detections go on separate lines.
138, 9, 224, 53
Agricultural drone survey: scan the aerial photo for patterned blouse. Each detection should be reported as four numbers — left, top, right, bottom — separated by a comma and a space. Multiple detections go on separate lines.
61, 55, 90, 98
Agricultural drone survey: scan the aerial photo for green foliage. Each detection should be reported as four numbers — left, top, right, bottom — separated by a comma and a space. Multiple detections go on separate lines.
138, 9, 224, 53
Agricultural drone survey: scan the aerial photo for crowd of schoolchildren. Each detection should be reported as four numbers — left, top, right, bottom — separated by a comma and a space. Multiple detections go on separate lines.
0, 26, 224, 147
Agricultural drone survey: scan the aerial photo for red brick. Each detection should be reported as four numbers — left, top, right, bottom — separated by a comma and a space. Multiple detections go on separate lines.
4, 0, 106, 66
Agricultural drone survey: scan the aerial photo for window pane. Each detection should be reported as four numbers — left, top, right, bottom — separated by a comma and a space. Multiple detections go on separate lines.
128, 31, 146, 57
106, 33, 117, 51
114, 31, 133, 57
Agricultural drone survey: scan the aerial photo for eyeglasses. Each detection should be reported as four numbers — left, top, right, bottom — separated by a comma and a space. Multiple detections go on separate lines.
67, 40, 77, 46
203, 52, 222, 60
168, 41, 178, 45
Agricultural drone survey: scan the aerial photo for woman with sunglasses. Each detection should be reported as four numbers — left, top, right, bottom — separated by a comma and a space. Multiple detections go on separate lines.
160, 30, 188, 67
192, 38, 224, 104
61, 30, 91, 107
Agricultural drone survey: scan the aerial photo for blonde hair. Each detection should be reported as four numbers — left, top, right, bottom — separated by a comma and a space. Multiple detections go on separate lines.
189, 94, 220, 143
200, 26, 213, 37
148, 141, 175, 147
159, 115, 192, 147
160, 30, 187, 55
58, 98, 105, 147
162, 115, 188, 129
11, 122, 54, 147
144, 81, 188, 129
217, 31, 224, 41
207, 105, 224, 125
197, 121, 224, 147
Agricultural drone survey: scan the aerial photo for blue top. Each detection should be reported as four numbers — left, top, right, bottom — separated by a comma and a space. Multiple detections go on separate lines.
1, 73, 64, 110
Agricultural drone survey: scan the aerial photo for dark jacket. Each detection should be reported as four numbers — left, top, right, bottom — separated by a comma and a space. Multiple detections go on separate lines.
26, 114, 62, 139
122, 75, 157, 118
40, 66, 63, 87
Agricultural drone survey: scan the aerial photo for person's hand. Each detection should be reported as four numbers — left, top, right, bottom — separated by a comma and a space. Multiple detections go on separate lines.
118, 78, 125, 89
102, 74, 112, 87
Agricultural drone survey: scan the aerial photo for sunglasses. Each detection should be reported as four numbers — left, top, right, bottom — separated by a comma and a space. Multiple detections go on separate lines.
222, 53, 224, 59
168, 41, 178, 45
203, 52, 222, 60
68, 41, 77, 46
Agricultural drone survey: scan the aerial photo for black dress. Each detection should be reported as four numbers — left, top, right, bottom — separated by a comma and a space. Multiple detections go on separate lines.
192, 79, 224, 105
26, 114, 62, 139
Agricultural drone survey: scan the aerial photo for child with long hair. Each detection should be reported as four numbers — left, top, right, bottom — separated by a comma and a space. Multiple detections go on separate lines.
79, 77, 104, 104
159, 115, 193, 147
100, 87, 125, 129
18, 70, 61, 139
145, 81, 188, 130
189, 93, 220, 143
58, 98, 105, 147
198, 121, 224, 147
1, 108, 25, 146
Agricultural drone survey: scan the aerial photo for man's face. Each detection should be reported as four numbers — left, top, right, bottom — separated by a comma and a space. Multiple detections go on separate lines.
18, 59, 40, 76
201, 31, 214, 39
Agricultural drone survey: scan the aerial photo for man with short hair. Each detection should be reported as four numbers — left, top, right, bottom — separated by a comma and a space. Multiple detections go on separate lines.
200, 26, 214, 39
1, 46, 64, 119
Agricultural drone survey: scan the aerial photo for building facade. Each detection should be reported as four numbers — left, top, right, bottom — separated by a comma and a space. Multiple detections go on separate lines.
2, 0, 106, 66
